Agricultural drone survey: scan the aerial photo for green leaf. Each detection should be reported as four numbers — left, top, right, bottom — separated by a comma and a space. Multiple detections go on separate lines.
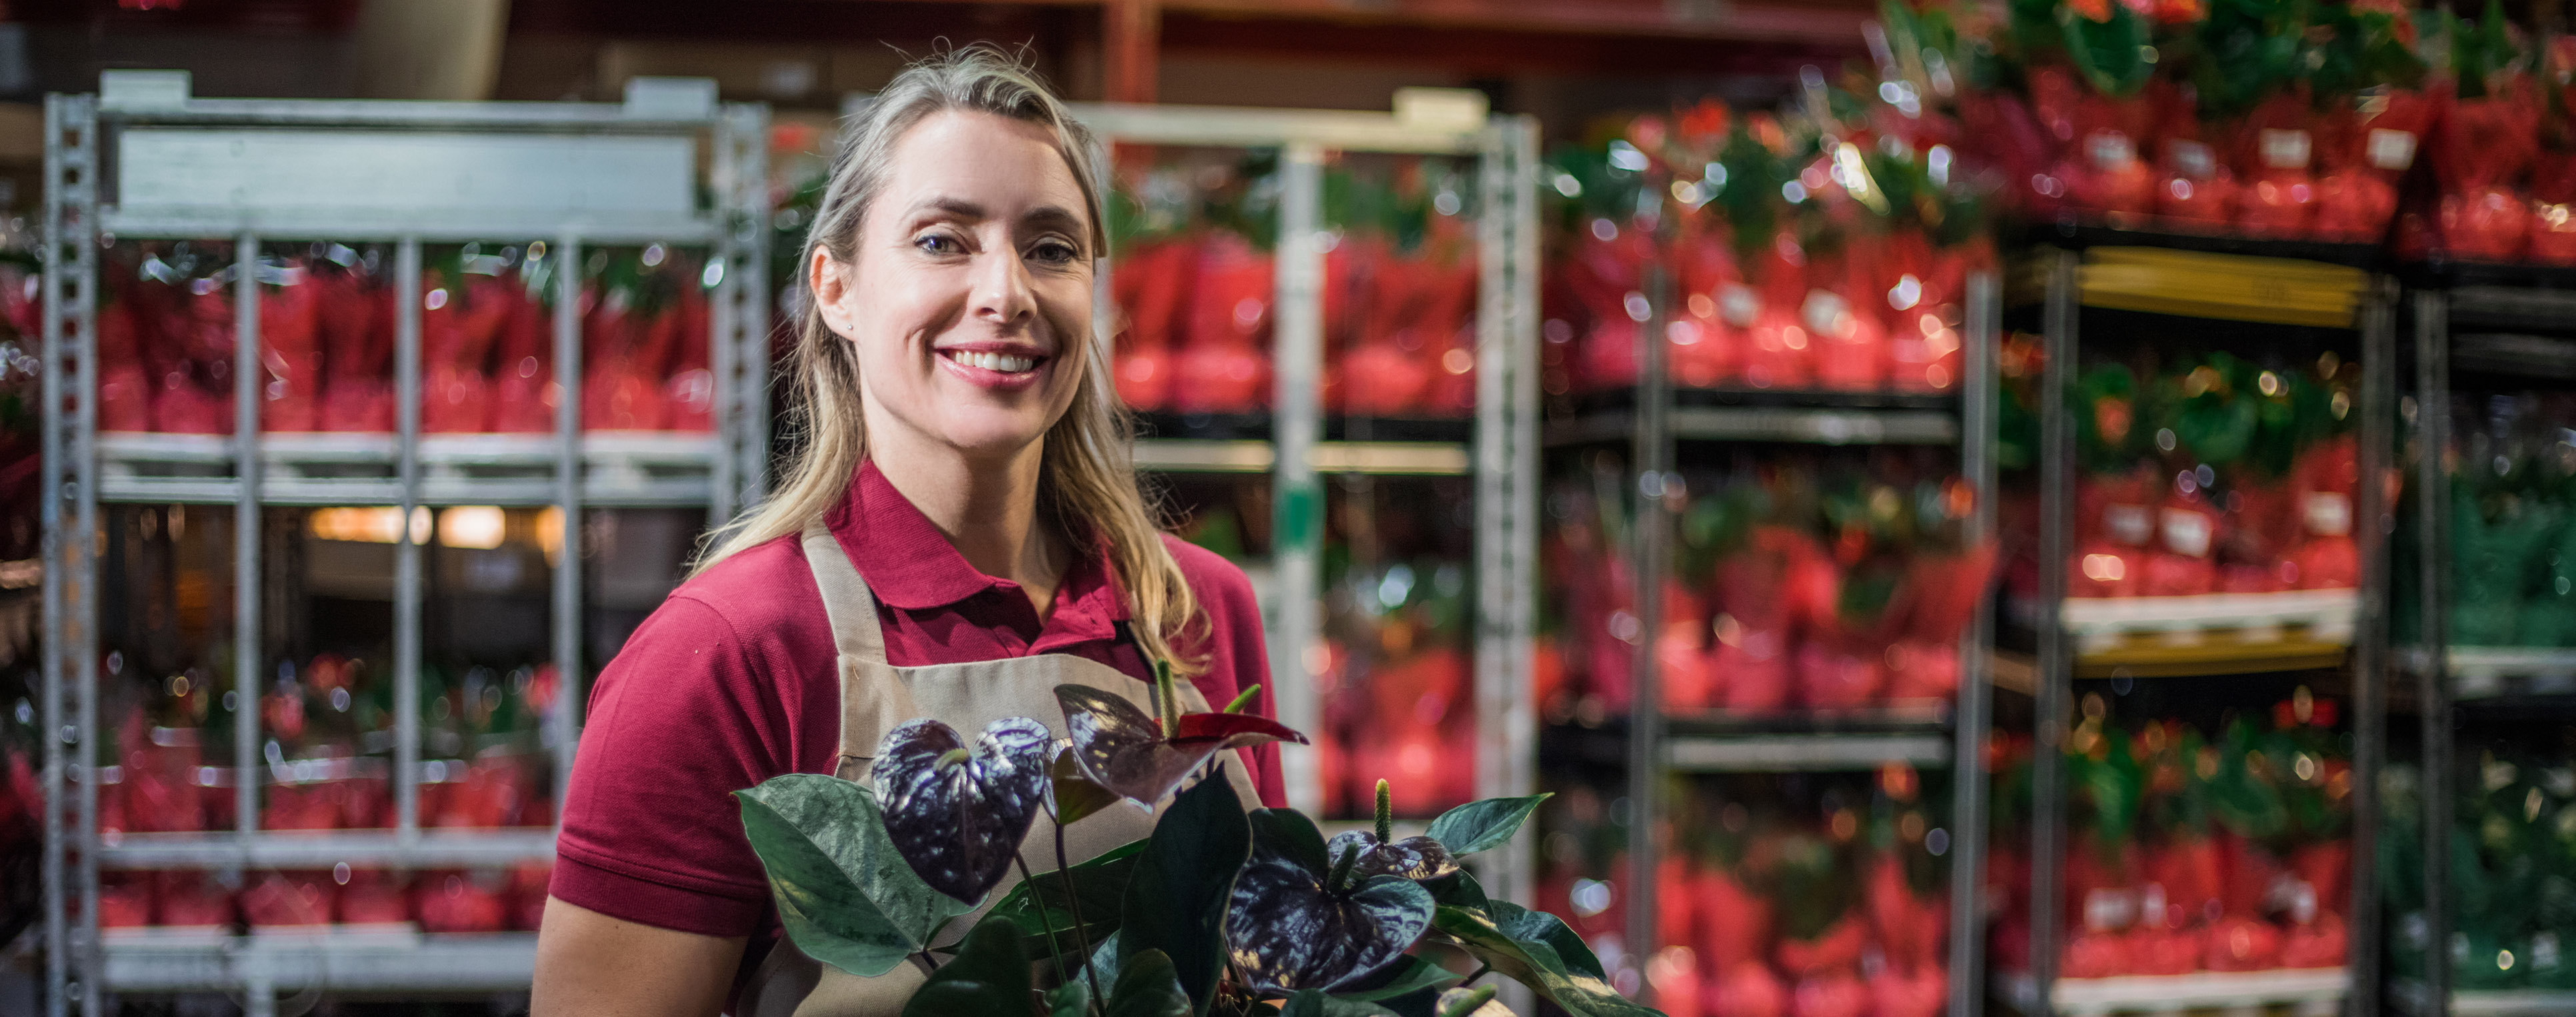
1282, 990, 1404, 1017
1088, 930, 1123, 993
987, 838, 1145, 956
901, 914, 1032, 1017
1119, 776, 1251, 1015
1428, 869, 1491, 912
1491, 900, 1609, 982
1046, 982, 1091, 1017
1431, 903, 1653, 1017
1105, 948, 1193, 1017
1252, 808, 1333, 874
1425, 794, 1552, 856
1331, 954, 1463, 1002
735, 774, 977, 978
1437, 986, 1511, 1017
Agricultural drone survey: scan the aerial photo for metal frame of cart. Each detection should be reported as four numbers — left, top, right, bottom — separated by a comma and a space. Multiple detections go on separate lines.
1533, 187, 2005, 1012
1067, 101, 1546, 919
2011, 241, 2396, 1017
2398, 279, 2576, 1017
36, 71, 770, 1016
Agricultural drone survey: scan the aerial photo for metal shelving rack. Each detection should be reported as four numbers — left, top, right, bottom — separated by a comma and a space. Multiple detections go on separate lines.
37, 71, 769, 1015
1066, 100, 1544, 905
2005, 239, 2395, 1017
1537, 211, 2003, 1011
2395, 278, 2576, 1017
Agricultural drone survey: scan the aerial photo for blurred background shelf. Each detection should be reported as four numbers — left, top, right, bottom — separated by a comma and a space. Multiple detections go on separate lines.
1546, 403, 1960, 447
1663, 731, 1950, 772
2000, 966, 2349, 1016
97, 830, 556, 870
96, 431, 726, 507
101, 932, 539, 994
1130, 438, 1473, 475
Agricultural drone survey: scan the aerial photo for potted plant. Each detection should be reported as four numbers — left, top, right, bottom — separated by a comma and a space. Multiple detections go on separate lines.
735, 667, 1663, 1016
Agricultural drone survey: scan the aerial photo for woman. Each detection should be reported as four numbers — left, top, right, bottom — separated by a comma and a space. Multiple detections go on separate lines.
531, 48, 1283, 1017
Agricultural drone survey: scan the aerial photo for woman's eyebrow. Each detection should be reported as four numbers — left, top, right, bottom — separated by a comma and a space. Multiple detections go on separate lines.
1021, 205, 1088, 238
910, 196, 988, 221
906, 198, 1082, 235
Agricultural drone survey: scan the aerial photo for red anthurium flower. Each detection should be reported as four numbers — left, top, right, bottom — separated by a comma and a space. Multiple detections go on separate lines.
1056, 668, 1307, 807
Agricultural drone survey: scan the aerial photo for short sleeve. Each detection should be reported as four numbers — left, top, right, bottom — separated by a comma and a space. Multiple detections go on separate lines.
550, 594, 805, 937
1163, 536, 1287, 808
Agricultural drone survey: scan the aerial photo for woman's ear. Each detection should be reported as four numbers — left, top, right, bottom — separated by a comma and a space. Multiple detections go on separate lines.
810, 247, 859, 341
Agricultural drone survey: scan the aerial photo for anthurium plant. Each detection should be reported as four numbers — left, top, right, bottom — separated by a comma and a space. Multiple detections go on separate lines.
736, 664, 1659, 1017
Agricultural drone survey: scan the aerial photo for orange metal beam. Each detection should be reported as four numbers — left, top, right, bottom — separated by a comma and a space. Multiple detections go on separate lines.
1105, 0, 1161, 103
816, 0, 1873, 47
1162, 0, 1873, 45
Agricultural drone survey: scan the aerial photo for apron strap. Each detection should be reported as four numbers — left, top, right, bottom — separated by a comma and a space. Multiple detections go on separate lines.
801, 521, 891, 666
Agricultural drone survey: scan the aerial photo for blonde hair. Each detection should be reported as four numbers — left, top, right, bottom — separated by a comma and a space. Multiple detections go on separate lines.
697, 45, 1207, 674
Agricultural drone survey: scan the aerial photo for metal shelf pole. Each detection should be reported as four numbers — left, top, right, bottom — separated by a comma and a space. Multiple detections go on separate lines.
1625, 202, 1673, 1004
229, 230, 265, 1017
232, 233, 262, 845
1271, 142, 1325, 816
2350, 279, 2397, 1017
552, 234, 585, 813
711, 105, 771, 522
2412, 289, 2454, 1017
2029, 248, 2080, 1014
1952, 270, 2001, 1017
393, 237, 423, 842
41, 91, 102, 1017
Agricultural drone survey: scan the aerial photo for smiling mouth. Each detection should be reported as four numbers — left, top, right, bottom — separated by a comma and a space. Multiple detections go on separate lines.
941, 349, 1044, 375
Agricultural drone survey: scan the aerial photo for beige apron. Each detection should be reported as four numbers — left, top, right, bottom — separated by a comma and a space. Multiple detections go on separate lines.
735, 524, 1261, 1017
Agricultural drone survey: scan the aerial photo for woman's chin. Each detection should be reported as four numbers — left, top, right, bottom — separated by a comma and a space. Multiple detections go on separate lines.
929, 418, 1053, 462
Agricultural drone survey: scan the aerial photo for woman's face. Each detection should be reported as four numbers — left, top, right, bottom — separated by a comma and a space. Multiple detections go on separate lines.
815, 110, 1093, 465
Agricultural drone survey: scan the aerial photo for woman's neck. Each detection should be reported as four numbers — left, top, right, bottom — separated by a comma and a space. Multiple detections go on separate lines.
865, 426, 1062, 615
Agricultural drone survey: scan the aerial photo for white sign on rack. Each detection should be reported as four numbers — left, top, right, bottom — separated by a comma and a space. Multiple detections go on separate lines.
117, 129, 695, 219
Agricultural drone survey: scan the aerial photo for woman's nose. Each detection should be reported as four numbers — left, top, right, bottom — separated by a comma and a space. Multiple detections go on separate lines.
971, 245, 1036, 326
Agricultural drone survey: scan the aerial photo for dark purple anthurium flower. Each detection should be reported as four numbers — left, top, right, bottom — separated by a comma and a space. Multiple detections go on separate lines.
1055, 673, 1305, 807
1329, 779, 1461, 883
1325, 829, 1461, 883
870, 716, 1053, 904
1225, 808, 1435, 994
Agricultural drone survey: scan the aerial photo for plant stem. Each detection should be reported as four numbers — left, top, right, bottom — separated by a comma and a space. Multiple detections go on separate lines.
1461, 962, 1492, 987
1016, 850, 1073, 986
1051, 801, 1107, 1012
911, 951, 939, 978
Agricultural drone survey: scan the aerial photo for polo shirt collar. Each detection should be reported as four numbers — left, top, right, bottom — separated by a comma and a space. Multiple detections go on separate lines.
827, 460, 1133, 632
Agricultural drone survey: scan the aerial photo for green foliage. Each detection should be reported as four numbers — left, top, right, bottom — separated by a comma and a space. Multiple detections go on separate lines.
745, 749, 1627, 1017
735, 775, 977, 978
1425, 794, 1552, 856
1431, 902, 1650, 1016
902, 916, 1033, 1016
1120, 776, 1251, 1014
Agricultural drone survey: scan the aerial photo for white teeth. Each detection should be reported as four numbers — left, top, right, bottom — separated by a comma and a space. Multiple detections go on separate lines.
949, 351, 1037, 374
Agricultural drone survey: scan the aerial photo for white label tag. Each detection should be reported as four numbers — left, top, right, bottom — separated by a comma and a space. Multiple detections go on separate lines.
2304, 492, 2353, 536
1801, 289, 1852, 339
2083, 888, 2137, 932
2367, 128, 2418, 171
2261, 129, 2313, 169
2169, 139, 2215, 180
2161, 508, 2213, 557
1719, 283, 1760, 328
2087, 131, 2137, 170
2105, 505, 2153, 546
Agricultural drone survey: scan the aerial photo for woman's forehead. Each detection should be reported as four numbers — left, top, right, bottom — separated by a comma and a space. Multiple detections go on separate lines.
879, 110, 1090, 221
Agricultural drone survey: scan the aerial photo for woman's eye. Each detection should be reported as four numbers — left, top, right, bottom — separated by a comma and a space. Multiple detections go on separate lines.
1028, 239, 1079, 265
913, 233, 963, 255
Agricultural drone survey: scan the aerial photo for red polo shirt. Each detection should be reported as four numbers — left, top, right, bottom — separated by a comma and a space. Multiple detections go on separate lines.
550, 461, 1283, 974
